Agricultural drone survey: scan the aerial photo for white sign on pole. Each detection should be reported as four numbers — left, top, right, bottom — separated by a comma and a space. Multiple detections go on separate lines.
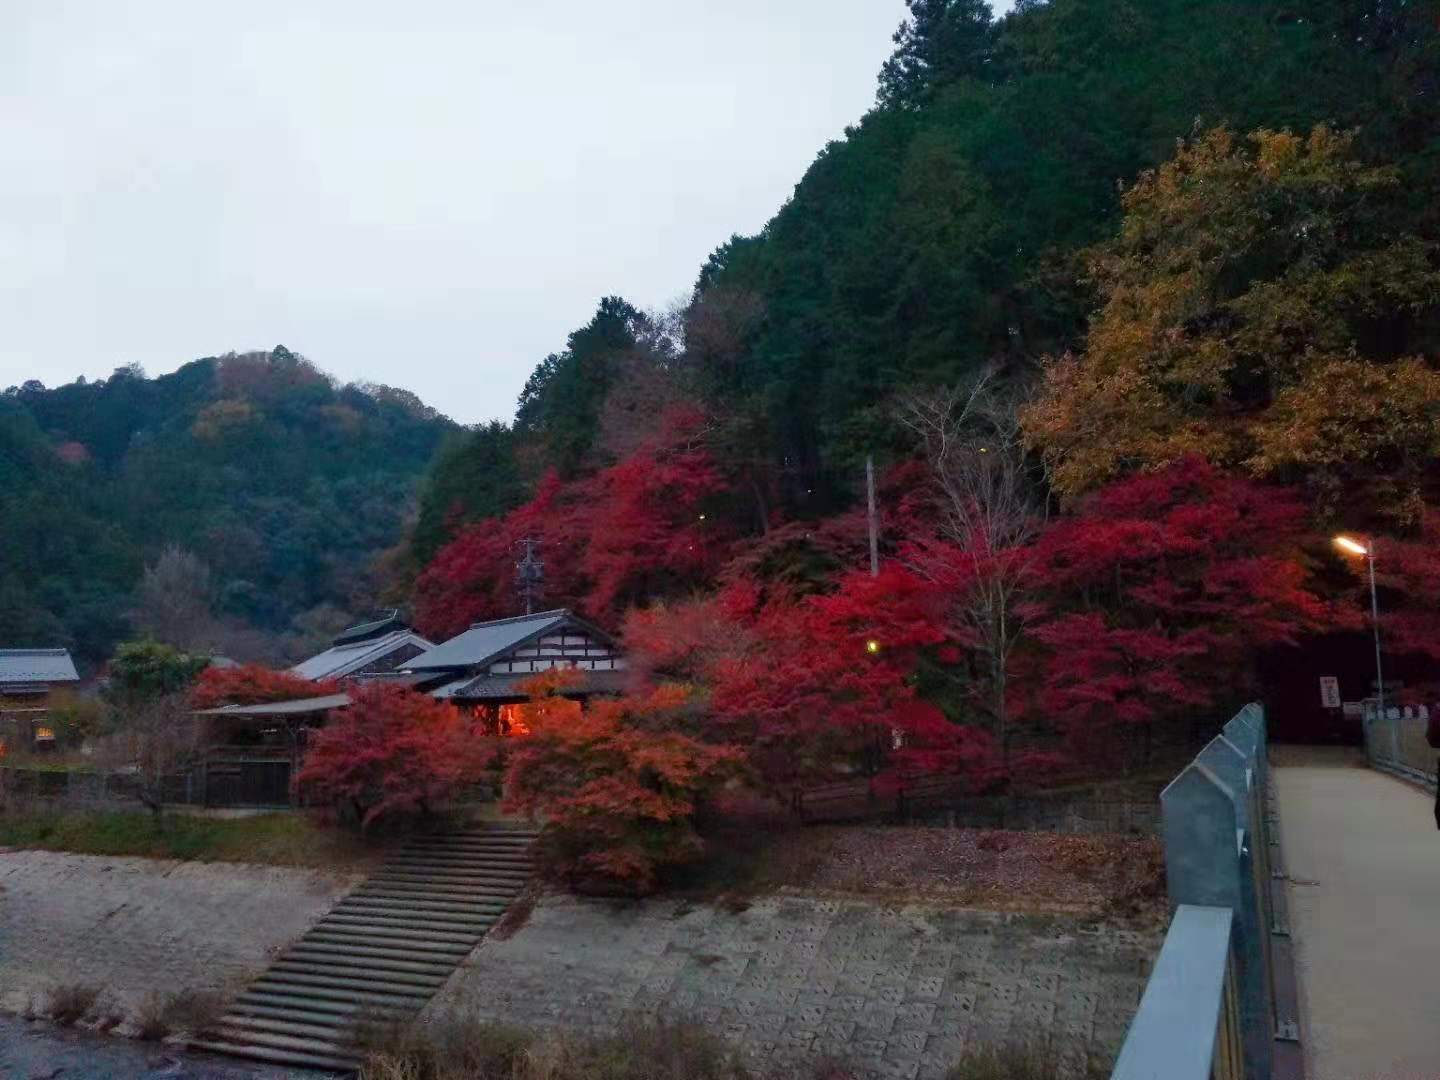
1320, 676, 1341, 710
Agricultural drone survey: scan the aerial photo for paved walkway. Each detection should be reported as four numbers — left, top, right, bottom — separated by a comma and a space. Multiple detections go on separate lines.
1274, 746, 1440, 1080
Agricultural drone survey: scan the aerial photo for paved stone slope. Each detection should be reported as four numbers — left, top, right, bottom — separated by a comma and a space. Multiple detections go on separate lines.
0, 850, 356, 1014
433, 893, 1161, 1080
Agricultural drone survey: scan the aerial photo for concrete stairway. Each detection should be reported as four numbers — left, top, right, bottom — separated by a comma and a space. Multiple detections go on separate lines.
191, 822, 539, 1072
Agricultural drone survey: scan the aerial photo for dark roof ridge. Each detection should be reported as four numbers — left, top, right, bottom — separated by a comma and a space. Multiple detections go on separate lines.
469, 609, 571, 628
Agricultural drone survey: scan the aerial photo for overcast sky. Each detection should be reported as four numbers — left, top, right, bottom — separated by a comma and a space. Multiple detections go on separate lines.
3, 1, 1012, 424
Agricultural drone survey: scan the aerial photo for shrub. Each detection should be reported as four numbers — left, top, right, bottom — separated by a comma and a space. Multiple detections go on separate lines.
161, 988, 228, 1035
134, 992, 171, 1041
46, 982, 100, 1026
45, 690, 110, 747
359, 1014, 531, 1080
503, 674, 743, 895
297, 684, 498, 832
132, 987, 227, 1040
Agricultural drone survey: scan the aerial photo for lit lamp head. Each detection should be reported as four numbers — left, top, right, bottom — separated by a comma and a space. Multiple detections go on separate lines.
865, 639, 881, 655
1334, 535, 1370, 557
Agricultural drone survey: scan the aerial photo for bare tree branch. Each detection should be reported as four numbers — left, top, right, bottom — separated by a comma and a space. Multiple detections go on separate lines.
898, 370, 1043, 775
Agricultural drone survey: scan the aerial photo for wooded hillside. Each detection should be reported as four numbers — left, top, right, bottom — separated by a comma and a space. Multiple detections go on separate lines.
2, 349, 452, 665
406, 0, 1440, 800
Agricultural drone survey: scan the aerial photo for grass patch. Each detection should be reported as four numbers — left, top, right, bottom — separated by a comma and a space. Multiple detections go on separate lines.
361, 1016, 756, 1080
133, 987, 229, 1039
946, 1043, 1101, 1080
361, 1015, 1100, 1080
0, 808, 379, 869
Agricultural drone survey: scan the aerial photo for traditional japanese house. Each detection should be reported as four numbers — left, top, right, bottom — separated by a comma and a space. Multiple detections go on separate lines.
291, 610, 435, 683
0, 648, 80, 752
404, 609, 627, 732
190, 692, 351, 807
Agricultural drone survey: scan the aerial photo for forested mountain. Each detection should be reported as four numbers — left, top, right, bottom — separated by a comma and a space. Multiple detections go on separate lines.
2, 349, 452, 665
414, 0, 1439, 555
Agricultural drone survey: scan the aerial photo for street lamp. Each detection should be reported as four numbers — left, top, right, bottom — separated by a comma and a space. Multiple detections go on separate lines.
1335, 535, 1390, 761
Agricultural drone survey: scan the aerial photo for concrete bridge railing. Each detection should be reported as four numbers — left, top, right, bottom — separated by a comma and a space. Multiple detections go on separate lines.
1363, 702, 1437, 789
1111, 704, 1298, 1080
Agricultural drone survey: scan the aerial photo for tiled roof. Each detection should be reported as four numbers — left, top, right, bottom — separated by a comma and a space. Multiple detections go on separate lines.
291, 629, 435, 682
406, 609, 612, 672
0, 649, 78, 684
194, 693, 352, 717
332, 610, 405, 647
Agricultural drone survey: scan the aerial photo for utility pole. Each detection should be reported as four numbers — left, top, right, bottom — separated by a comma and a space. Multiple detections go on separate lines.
866, 454, 879, 578
515, 538, 544, 615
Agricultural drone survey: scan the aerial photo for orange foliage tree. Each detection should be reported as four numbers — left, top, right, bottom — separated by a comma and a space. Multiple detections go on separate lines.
296, 683, 496, 831
1023, 127, 1440, 521
190, 664, 339, 709
502, 671, 743, 894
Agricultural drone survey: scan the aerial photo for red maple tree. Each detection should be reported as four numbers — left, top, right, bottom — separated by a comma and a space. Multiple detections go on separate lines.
295, 683, 497, 830
1027, 458, 1334, 763
707, 565, 993, 788
190, 664, 339, 710
412, 404, 731, 637
1370, 516, 1440, 664
582, 405, 731, 616
412, 469, 592, 638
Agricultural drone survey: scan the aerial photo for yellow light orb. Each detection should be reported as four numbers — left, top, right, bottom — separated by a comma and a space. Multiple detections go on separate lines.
866, 639, 881, 655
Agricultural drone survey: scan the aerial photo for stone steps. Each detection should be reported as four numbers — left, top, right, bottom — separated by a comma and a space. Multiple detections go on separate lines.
194, 822, 539, 1072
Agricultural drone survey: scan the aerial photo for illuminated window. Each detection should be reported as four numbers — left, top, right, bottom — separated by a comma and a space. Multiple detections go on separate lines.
34, 726, 55, 742
498, 703, 528, 736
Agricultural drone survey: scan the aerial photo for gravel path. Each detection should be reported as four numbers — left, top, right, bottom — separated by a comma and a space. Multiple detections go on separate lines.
0, 850, 360, 1017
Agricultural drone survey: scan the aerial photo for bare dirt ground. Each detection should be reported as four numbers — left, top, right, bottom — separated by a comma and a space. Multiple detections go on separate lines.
735, 826, 1166, 920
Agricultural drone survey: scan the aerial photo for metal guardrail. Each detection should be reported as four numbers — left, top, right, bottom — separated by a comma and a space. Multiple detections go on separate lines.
1112, 704, 1299, 1080
1362, 702, 1437, 788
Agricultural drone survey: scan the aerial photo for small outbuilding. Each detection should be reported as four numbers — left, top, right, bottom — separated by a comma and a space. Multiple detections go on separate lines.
0, 648, 80, 752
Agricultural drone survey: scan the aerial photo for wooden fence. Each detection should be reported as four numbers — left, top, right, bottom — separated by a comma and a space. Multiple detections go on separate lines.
0, 755, 297, 810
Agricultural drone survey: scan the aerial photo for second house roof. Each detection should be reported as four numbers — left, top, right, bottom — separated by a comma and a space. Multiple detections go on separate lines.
406, 609, 613, 672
